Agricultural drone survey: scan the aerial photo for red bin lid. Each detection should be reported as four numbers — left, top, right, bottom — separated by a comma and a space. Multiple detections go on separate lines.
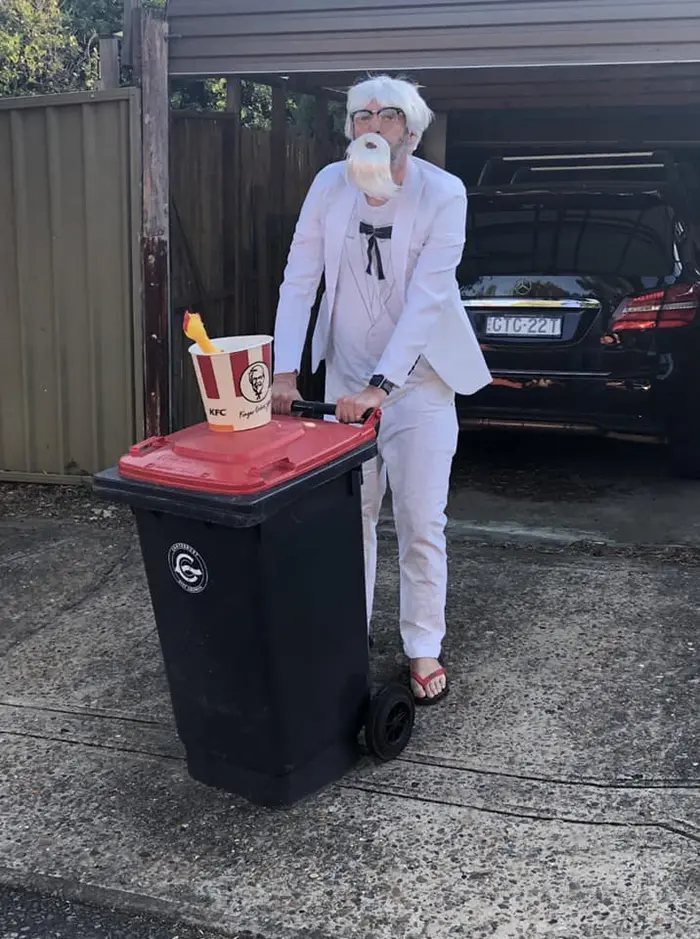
117, 412, 379, 496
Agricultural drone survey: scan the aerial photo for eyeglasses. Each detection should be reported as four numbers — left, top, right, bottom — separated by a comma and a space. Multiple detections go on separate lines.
351, 107, 405, 127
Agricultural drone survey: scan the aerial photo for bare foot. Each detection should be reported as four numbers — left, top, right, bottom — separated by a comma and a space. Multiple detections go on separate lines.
410, 657, 447, 701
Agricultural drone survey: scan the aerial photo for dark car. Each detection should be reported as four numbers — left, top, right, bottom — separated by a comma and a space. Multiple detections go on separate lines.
457, 151, 700, 477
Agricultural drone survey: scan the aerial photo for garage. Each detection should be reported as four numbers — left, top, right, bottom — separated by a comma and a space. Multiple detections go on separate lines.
165, 0, 700, 470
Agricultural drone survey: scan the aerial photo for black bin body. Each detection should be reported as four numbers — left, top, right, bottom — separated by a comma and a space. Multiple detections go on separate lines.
94, 430, 376, 807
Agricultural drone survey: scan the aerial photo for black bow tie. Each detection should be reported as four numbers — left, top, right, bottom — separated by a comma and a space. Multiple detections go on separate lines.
359, 222, 392, 280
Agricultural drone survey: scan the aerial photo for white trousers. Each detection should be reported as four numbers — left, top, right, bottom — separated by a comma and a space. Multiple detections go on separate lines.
357, 375, 459, 659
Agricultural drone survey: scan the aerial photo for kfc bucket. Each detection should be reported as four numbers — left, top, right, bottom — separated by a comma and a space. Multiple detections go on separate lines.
189, 334, 273, 432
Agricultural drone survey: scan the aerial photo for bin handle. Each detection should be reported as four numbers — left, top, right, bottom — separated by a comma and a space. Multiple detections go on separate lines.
128, 436, 167, 456
290, 400, 380, 430
246, 456, 296, 482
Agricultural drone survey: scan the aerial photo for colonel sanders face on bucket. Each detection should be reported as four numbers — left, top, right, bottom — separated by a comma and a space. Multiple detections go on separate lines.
248, 363, 267, 400
344, 76, 432, 202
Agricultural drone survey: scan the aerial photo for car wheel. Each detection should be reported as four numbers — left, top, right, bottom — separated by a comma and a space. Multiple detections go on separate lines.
669, 431, 700, 479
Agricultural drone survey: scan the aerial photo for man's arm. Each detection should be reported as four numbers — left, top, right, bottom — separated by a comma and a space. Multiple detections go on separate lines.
272, 168, 330, 376
374, 182, 467, 387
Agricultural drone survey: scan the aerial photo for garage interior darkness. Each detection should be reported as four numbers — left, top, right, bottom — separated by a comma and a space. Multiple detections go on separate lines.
166, 53, 700, 427
254, 62, 700, 169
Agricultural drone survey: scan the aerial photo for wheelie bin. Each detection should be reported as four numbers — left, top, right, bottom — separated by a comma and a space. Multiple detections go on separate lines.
92, 401, 414, 807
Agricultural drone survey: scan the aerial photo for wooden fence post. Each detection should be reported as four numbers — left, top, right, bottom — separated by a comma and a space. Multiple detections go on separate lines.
270, 84, 287, 334
422, 113, 448, 168
223, 78, 242, 334
98, 38, 120, 90
136, 6, 170, 437
315, 92, 330, 170
121, 0, 139, 69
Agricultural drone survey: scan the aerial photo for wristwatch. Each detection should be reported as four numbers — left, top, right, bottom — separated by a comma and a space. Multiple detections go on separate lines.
369, 374, 397, 396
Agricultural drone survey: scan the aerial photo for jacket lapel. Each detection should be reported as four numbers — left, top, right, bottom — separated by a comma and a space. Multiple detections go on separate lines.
324, 175, 357, 313
391, 157, 424, 295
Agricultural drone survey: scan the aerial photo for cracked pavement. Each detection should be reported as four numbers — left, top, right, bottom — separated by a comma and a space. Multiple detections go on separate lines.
0, 431, 699, 938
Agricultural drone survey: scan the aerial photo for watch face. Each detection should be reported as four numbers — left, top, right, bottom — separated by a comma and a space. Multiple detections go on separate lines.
371, 375, 393, 393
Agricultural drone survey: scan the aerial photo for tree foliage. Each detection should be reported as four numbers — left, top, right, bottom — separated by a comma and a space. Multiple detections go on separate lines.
0, 0, 128, 97
0, 0, 81, 97
170, 78, 300, 130
62, 0, 122, 44
170, 78, 344, 138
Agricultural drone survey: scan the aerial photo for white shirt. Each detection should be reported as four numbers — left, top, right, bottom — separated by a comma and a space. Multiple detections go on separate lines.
325, 191, 435, 404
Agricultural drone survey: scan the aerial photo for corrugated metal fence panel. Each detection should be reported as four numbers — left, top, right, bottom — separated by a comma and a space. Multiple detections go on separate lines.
0, 89, 143, 482
167, 0, 700, 75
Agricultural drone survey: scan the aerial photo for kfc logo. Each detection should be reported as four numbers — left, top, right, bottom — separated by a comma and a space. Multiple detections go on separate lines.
239, 361, 270, 403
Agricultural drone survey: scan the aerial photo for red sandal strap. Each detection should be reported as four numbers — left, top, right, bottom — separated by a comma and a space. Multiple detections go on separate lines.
410, 667, 446, 689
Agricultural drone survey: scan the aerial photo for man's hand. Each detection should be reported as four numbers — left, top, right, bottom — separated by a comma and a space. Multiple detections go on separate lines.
336, 386, 387, 424
271, 372, 300, 415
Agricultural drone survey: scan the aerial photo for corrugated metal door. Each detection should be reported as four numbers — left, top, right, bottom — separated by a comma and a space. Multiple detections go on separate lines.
0, 89, 143, 483
166, 0, 700, 76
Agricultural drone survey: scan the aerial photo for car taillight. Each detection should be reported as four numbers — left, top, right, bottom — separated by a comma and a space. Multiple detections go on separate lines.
612, 284, 699, 331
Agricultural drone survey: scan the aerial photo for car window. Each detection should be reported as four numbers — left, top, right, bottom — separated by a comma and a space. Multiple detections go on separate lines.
463, 203, 676, 278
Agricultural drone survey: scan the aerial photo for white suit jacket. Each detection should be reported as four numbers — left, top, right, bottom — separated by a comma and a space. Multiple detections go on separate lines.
273, 155, 492, 396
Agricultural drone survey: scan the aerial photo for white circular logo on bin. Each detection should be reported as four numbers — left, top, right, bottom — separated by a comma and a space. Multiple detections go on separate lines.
240, 361, 271, 403
168, 543, 208, 593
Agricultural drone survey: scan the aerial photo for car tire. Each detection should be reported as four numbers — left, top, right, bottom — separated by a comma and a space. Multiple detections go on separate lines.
669, 432, 700, 479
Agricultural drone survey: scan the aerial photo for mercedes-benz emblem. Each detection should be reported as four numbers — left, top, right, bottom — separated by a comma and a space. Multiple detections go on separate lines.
514, 280, 533, 296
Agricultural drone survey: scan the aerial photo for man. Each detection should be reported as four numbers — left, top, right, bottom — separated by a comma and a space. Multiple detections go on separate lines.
271, 74, 491, 704
248, 363, 267, 401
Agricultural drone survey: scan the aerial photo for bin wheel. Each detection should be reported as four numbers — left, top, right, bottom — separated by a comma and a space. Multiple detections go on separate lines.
365, 683, 415, 762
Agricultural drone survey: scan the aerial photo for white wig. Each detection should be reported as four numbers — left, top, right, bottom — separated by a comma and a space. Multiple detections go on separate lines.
344, 74, 434, 145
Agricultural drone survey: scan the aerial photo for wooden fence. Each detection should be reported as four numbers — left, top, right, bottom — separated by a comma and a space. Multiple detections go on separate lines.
170, 112, 344, 429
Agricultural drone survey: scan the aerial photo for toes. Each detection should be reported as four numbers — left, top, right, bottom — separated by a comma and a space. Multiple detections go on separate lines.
426, 676, 445, 699
410, 659, 447, 700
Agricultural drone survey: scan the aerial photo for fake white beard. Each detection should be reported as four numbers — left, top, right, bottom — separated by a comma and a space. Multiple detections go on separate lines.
345, 132, 400, 202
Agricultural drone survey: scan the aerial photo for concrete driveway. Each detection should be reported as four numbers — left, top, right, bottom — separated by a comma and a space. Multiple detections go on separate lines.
0, 433, 698, 939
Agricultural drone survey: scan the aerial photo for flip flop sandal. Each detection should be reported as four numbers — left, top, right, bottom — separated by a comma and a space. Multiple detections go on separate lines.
410, 667, 449, 706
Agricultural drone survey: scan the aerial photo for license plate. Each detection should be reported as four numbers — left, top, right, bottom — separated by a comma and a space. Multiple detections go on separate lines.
486, 316, 563, 338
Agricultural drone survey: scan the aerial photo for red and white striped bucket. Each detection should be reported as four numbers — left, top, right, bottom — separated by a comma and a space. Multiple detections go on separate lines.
188, 334, 273, 432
